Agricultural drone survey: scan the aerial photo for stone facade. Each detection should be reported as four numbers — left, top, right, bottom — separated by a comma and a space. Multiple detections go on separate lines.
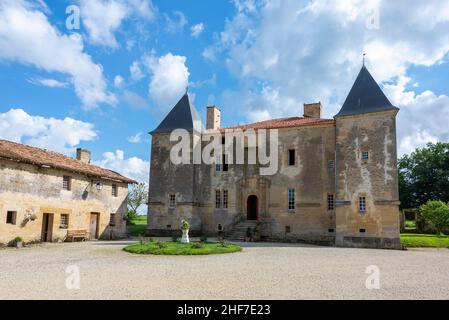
148, 66, 401, 249
0, 143, 133, 245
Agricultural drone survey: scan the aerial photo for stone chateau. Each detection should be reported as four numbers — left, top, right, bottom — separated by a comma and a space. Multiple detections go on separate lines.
148, 66, 401, 249
0, 141, 135, 244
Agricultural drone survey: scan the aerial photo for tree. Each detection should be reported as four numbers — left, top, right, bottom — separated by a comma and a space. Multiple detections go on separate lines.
419, 200, 449, 235
127, 182, 149, 222
398, 142, 449, 209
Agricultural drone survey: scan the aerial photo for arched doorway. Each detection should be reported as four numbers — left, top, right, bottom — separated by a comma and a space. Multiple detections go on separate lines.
247, 195, 258, 220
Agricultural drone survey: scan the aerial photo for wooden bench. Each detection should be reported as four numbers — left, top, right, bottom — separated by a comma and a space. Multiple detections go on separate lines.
66, 229, 88, 242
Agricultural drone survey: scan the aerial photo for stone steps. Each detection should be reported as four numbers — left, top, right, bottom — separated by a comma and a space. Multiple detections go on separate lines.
226, 220, 259, 241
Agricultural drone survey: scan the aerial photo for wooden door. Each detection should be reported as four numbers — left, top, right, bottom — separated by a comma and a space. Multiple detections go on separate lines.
41, 213, 54, 242
89, 213, 99, 240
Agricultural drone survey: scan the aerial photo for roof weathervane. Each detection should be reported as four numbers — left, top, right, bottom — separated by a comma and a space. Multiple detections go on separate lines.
363, 53, 367, 66
185, 85, 189, 95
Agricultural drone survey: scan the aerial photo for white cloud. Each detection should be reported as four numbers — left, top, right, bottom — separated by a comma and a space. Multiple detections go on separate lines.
79, 0, 156, 48
130, 61, 144, 81
0, 0, 116, 108
28, 77, 69, 88
164, 11, 187, 34
209, 0, 449, 114
208, 0, 449, 155
190, 23, 205, 38
0, 109, 97, 154
144, 53, 190, 109
127, 132, 143, 143
92, 150, 149, 183
114, 75, 125, 88
122, 90, 149, 109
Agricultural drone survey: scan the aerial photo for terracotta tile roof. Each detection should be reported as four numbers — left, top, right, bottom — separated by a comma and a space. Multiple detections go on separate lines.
220, 116, 335, 131
0, 139, 136, 184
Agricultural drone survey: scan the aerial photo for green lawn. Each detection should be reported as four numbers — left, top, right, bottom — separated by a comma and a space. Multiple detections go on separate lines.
404, 220, 416, 230
401, 233, 449, 248
127, 215, 147, 237
124, 241, 242, 255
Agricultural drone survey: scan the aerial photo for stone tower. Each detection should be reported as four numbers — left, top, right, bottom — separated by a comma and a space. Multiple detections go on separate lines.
334, 66, 401, 249
147, 93, 203, 236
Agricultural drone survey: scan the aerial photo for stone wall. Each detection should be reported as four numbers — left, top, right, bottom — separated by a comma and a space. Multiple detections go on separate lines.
0, 160, 128, 244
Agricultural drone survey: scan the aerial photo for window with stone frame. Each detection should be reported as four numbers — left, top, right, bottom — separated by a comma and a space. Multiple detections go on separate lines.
63, 175, 71, 190
6, 211, 17, 225
215, 190, 221, 209
362, 151, 369, 161
223, 190, 228, 209
222, 154, 229, 172
288, 149, 296, 166
169, 194, 176, 208
328, 160, 335, 169
359, 196, 366, 213
215, 155, 221, 172
60, 214, 69, 229
112, 184, 118, 197
327, 194, 335, 210
288, 188, 295, 210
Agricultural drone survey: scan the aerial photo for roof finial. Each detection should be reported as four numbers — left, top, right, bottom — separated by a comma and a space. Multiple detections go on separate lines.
363, 53, 367, 67
185, 85, 189, 95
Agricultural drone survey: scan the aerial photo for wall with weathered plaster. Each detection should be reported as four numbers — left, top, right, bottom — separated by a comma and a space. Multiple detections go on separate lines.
0, 160, 128, 244
335, 110, 401, 249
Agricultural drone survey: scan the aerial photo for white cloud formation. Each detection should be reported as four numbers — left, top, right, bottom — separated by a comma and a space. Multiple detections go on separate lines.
122, 90, 149, 109
79, 0, 156, 48
114, 75, 125, 88
164, 11, 187, 34
144, 53, 190, 109
0, 0, 116, 108
209, 0, 449, 154
93, 150, 149, 183
0, 109, 97, 154
190, 23, 205, 38
130, 61, 144, 81
127, 132, 143, 143
28, 77, 69, 88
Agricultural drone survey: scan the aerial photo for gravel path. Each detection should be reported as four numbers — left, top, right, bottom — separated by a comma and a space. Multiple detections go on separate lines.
0, 240, 448, 300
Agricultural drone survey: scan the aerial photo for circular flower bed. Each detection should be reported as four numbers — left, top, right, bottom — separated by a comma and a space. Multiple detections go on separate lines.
124, 241, 242, 255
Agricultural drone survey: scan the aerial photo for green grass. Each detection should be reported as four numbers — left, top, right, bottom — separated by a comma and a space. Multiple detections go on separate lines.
123, 241, 242, 255
127, 215, 147, 237
404, 220, 416, 229
401, 233, 449, 248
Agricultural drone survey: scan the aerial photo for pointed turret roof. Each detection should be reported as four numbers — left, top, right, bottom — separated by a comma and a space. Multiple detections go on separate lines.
335, 65, 398, 117
151, 93, 203, 134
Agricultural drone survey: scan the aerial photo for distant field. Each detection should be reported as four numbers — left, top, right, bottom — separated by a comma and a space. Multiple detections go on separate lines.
127, 215, 147, 237
401, 233, 449, 248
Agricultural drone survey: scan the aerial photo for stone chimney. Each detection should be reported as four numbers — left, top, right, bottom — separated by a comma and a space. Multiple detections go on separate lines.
206, 106, 221, 130
76, 148, 91, 164
303, 102, 323, 118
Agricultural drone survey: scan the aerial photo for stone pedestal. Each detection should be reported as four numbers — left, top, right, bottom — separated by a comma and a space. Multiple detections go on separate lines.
181, 229, 190, 243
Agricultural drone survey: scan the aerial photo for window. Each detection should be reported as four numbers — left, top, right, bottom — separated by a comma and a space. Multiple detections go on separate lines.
285, 226, 291, 234
288, 149, 296, 166
359, 196, 366, 213
109, 213, 116, 227
328, 229, 335, 233
288, 189, 295, 210
328, 160, 335, 169
63, 176, 71, 190
169, 194, 176, 208
6, 211, 16, 225
215, 190, 221, 209
362, 151, 369, 161
215, 155, 221, 172
327, 194, 335, 210
112, 184, 118, 197
222, 154, 229, 172
359, 228, 366, 233
223, 190, 228, 209
60, 214, 69, 229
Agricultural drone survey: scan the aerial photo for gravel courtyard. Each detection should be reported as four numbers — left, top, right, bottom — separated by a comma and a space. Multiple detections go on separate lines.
1, 240, 448, 300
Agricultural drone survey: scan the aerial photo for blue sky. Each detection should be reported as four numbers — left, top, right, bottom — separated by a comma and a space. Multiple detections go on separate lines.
1, 0, 449, 182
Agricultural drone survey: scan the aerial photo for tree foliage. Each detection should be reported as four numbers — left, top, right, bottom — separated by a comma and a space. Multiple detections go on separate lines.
398, 142, 449, 209
419, 200, 449, 235
127, 182, 149, 220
